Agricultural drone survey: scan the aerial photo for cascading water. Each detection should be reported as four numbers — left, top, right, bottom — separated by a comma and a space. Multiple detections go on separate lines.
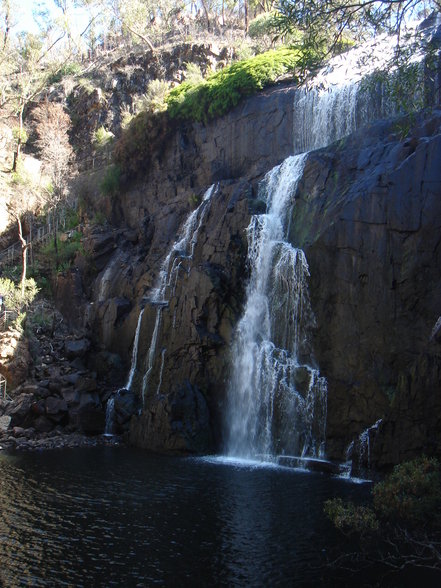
104, 307, 145, 435
225, 25, 433, 462
104, 396, 115, 436
225, 155, 327, 460
293, 22, 430, 154
125, 308, 145, 391
141, 184, 217, 403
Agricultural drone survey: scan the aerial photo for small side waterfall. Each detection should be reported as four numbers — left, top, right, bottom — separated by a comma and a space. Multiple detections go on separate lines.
104, 307, 145, 435
125, 308, 145, 391
141, 184, 217, 403
104, 396, 115, 436
225, 155, 327, 459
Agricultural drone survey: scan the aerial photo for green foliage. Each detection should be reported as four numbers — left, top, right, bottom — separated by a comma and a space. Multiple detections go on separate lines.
248, 12, 280, 40
47, 62, 82, 85
12, 126, 28, 145
373, 456, 441, 526
0, 277, 39, 313
93, 125, 114, 149
100, 164, 121, 196
63, 207, 80, 230
324, 498, 379, 535
114, 110, 173, 176
361, 61, 425, 118
76, 77, 96, 94
28, 310, 52, 332
166, 48, 308, 123
326, 457, 441, 534
184, 62, 205, 85
10, 159, 32, 186
188, 193, 201, 208
137, 79, 171, 113
41, 231, 83, 270
91, 211, 107, 225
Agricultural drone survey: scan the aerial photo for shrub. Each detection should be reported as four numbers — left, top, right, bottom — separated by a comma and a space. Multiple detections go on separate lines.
136, 79, 171, 113
48, 62, 82, 85
114, 110, 174, 176
324, 498, 379, 535
100, 164, 121, 196
248, 12, 280, 40
184, 62, 204, 84
93, 126, 114, 149
41, 231, 83, 270
373, 456, 441, 526
166, 47, 305, 122
0, 277, 39, 313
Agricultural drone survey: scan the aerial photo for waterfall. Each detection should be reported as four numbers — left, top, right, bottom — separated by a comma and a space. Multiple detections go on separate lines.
358, 419, 382, 472
104, 396, 115, 436
125, 308, 145, 391
225, 155, 327, 459
293, 23, 429, 154
224, 23, 435, 462
141, 184, 217, 404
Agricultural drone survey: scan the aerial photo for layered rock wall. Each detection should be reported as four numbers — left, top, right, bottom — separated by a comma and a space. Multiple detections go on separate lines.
83, 50, 441, 466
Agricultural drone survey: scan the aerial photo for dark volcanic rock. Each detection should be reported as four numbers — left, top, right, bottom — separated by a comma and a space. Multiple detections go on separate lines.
130, 381, 212, 453
290, 110, 441, 466
64, 339, 91, 359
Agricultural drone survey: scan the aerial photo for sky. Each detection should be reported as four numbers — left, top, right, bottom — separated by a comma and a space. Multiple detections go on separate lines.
15, 0, 90, 35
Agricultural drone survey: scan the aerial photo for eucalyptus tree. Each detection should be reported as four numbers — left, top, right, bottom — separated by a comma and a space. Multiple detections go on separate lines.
276, 0, 441, 51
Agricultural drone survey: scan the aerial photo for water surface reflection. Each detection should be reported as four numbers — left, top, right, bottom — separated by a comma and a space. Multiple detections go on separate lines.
0, 448, 371, 587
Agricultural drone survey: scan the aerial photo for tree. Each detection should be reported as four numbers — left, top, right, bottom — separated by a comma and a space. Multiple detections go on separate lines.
33, 100, 75, 264
276, 0, 441, 53
324, 457, 441, 577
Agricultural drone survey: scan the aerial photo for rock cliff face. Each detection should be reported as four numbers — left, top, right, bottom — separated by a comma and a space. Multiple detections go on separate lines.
291, 111, 441, 470
81, 46, 441, 467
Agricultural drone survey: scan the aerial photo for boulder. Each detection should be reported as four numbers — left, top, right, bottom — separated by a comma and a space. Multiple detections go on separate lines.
64, 339, 90, 359
114, 389, 139, 430
0, 415, 11, 433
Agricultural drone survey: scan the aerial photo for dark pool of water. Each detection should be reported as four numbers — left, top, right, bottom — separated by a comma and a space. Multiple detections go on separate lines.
0, 447, 431, 587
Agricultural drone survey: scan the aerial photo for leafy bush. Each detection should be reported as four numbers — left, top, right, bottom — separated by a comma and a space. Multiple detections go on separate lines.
248, 12, 280, 40
166, 47, 305, 122
48, 62, 82, 85
0, 277, 39, 313
12, 127, 28, 145
326, 457, 441, 532
373, 456, 441, 526
136, 79, 171, 113
41, 231, 83, 270
324, 498, 379, 535
100, 164, 121, 196
93, 126, 114, 149
114, 110, 174, 176
63, 207, 80, 230
324, 457, 441, 574
184, 62, 204, 84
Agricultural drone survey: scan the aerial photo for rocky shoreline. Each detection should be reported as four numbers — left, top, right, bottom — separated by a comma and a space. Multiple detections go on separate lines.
0, 428, 124, 452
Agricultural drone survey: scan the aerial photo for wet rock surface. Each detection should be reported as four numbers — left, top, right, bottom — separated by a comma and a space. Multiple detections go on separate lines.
292, 109, 441, 468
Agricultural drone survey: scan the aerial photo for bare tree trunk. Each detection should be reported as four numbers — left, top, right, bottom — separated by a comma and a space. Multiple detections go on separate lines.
122, 22, 155, 51
53, 218, 59, 269
12, 103, 24, 173
17, 216, 29, 297
244, 0, 249, 33
200, 0, 211, 32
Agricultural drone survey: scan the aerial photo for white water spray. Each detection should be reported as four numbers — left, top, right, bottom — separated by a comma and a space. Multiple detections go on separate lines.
226, 155, 327, 459
141, 184, 217, 404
